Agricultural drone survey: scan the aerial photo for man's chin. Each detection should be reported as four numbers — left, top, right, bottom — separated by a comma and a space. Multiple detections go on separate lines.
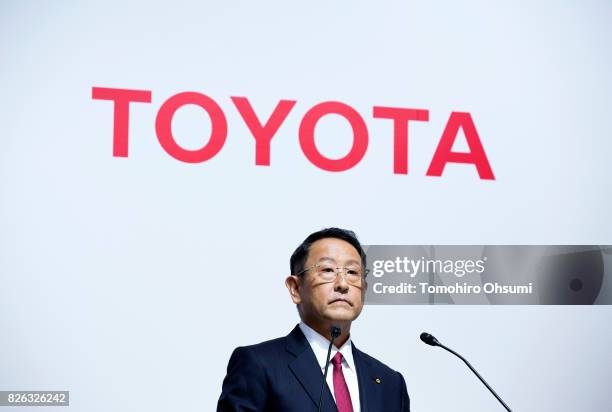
324, 307, 357, 322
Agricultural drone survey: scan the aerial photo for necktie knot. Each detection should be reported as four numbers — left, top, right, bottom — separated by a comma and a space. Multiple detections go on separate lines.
332, 352, 343, 367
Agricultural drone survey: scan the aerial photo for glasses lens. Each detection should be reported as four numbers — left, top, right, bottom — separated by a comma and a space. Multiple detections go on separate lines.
316, 265, 363, 285
317, 265, 337, 281
344, 267, 363, 285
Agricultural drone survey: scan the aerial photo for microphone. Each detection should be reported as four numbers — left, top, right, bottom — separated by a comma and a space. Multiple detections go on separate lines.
419, 332, 440, 347
420, 332, 512, 412
318, 326, 341, 412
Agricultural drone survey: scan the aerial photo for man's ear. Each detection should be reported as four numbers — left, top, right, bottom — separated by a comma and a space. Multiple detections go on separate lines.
285, 275, 302, 305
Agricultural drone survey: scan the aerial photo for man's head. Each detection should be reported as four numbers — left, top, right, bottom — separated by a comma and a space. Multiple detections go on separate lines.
285, 228, 368, 335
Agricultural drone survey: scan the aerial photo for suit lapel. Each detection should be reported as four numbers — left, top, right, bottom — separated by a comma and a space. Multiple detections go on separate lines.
286, 325, 337, 412
352, 342, 383, 412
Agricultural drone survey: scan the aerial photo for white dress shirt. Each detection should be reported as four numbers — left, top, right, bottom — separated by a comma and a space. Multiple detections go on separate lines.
299, 322, 360, 412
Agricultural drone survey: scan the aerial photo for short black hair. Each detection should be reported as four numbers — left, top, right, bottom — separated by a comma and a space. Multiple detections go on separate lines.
290, 227, 367, 276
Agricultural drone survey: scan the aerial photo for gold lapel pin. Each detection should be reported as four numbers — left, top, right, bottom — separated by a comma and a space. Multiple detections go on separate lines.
375, 378, 381, 384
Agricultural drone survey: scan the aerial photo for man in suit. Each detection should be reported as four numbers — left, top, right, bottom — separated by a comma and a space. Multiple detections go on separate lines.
217, 228, 410, 412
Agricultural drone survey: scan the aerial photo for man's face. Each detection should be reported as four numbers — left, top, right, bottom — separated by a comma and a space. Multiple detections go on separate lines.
287, 238, 366, 326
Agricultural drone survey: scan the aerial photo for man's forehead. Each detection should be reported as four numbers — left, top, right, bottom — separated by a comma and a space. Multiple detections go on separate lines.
307, 238, 361, 261
315, 256, 362, 266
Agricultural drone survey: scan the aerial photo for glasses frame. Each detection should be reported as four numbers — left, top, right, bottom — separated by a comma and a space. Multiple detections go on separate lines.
295, 262, 369, 284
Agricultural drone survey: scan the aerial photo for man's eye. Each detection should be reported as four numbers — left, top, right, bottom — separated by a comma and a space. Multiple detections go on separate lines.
321, 267, 335, 273
347, 270, 359, 276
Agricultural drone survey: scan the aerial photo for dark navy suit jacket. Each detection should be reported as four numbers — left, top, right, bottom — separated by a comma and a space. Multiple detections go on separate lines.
217, 325, 410, 412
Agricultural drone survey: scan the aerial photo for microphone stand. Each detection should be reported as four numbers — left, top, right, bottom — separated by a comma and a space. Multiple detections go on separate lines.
421, 332, 512, 412
318, 326, 341, 412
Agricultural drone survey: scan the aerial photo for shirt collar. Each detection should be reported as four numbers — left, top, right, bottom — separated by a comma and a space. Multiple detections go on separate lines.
298, 321, 355, 372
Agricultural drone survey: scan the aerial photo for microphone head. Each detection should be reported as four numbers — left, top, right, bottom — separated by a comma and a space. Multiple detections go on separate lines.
331, 326, 341, 339
420, 332, 440, 346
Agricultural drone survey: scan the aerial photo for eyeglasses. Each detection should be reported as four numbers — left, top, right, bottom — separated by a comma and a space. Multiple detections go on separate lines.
295, 263, 369, 286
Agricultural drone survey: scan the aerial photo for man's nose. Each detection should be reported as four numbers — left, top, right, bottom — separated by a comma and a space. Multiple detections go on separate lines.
334, 272, 350, 292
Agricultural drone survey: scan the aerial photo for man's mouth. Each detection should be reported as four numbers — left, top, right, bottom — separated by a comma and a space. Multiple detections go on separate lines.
329, 298, 353, 306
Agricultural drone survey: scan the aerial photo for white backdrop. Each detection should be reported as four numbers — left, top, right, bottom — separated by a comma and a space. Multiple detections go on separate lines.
1, 1, 611, 411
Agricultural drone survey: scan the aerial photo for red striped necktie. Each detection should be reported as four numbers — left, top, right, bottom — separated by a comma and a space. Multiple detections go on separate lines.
331, 352, 354, 412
